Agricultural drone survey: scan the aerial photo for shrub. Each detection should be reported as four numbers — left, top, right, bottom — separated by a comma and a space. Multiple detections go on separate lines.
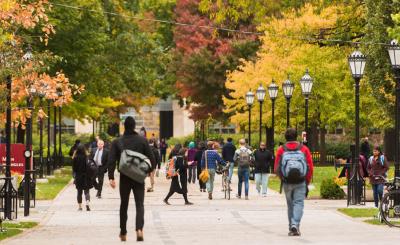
167, 134, 195, 147
320, 178, 345, 199
326, 142, 351, 159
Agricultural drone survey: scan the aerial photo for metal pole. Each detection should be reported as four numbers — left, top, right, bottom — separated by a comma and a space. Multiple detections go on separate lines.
286, 98, 290, 128
58, 106, 63, 167
248, 106, 251, 147
46, 100, 51, 175
24, 96, 33, 216
5, 75, 12, 219
39, 98, 43, 178
272, 99, 275, 151
351, 77, 361, 205
259, 101, 263, 144
305, 96, 309, 145
395, 70, 400, 179
53, 106, 57, 170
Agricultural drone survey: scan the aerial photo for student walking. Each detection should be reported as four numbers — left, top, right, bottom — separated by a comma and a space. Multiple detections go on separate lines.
201, 141, 225, 200
187, 142, 197, 184
160, 138, 168, 163
254, 142, 273, 197
274, 128, 314, 236
195, 142, 207, 192
72, 144, 93, 211
147, 139, 161, 192
233, 139, 253, 200
90, 139, 109, 198
164, 148, 193, 205
367, 146, 389, 208
108, 116, 156, 242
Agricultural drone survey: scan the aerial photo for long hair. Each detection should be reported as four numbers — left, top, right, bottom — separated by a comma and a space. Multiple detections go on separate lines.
73, 144, 88, 159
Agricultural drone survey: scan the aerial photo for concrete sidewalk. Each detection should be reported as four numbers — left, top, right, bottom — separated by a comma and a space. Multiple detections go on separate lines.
4, 170, 400, 245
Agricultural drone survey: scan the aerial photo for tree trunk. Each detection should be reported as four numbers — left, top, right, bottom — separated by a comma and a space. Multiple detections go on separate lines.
320, 128, 327, 165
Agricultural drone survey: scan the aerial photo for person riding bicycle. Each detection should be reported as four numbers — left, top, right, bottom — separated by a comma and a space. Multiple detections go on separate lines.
222, 138, 236, 183
367, 145, 389, 208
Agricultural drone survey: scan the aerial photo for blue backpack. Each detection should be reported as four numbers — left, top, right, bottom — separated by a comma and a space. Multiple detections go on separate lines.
280, 144, 308, 184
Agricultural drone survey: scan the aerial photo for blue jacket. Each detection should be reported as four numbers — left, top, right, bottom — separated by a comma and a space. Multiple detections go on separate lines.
201, 150, 225, 169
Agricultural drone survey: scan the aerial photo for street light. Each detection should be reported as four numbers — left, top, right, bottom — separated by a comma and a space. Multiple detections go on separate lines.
46, 98, 51, 175
268, 80, 278, 151
348, 50, 366, 205
300, 69, 313, 147
53, 103, 57, 170
246, 90, 255, 147
38, 88, 45, 179
282, 75, 294, 128
388, 40, 400, 180
57, 91, 64, 168
256, 84, 266, 144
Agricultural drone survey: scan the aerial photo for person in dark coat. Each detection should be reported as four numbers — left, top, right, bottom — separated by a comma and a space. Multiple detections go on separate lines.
367, 146, 389, 208
90, 139, 109, 198
69, 139, 81, 157
159, 138, 168, 163
108, 117, 155, 242
72, 144, 92, 211
195, 142, 206, 192
222, 137, 236, 182
360, 137, 371, 159
253, 142, 273, 197
147, 139, 161, 192
163, 148, 193, 205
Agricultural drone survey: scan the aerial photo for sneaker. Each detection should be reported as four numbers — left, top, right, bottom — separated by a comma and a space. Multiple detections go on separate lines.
236, 194, 241, 199
245, 196, 249, 200
86, 205, 91, 211
290, 226, 300, 236
78, 207, 82, 211
208, 193, 213, 200
185, 201, 194, 205
163, 199, 170, 205
147, 187, 154, 193
119, 234, 127, 242
262, 194, 267, 197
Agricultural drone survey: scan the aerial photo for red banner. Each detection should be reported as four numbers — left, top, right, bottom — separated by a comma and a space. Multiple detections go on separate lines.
0, 144, 27, 175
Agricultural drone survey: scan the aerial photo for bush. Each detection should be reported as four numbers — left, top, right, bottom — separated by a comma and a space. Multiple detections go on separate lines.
320, 178, 345, 199
167, 134, 195, 147
326, 142, 350, 159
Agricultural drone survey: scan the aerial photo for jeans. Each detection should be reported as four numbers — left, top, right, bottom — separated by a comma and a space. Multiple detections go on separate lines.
188, 165, 196, 184
255, 173, 269, 195
228, 162, 234, 182
238, 167, 249, 197
77, 188, 90, 204
372, 183, 384, 208
119, 174, 145, 235
206, 169, 216, 193
283, 182, 306, 229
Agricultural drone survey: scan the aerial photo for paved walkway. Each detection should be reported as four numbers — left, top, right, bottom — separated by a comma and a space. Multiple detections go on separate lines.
4, 170, 400, 245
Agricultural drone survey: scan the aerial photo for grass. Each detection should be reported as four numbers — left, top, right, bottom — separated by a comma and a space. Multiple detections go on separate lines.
36, 167, 72, 200
268, 166, 338, 198
0, 221, 38, 241
338, 208, 378, 218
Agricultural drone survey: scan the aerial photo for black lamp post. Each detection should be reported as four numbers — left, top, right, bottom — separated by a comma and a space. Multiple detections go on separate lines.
256, 84, 266, 144
46, 99, 51, 175
57, 92, 64, 168
246, 90, 255, 147
300, 69, 314, 147
388, 40, 400, 180
53, 106, 57, 170
268, 80, 278, 151
282, 76, 294, 128
348, 50, 366, 205
38, 93, 45, 179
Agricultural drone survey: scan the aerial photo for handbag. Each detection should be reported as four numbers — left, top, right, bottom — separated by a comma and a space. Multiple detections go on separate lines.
118, 140, 152, 183
199, 150, 209, 183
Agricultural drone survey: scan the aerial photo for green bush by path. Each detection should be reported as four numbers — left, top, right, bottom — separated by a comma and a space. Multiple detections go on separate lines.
36, 167, 72, 200
0, 221, 38, 241
320, 178, 345, 199
338, 208, 378, 218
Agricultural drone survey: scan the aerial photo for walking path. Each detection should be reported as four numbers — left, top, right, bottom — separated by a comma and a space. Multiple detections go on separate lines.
4, 171, 400, 245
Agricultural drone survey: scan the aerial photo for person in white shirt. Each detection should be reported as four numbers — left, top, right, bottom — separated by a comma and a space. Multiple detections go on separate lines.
91, 139, 109, 198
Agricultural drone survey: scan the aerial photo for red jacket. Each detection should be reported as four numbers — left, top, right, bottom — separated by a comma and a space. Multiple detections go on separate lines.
274, 141, 314, 184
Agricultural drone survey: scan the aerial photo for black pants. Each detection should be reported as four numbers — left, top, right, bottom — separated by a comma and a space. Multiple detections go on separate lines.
77, 188, 90, 204
120, 174, 145, 235
94, 169, 105, 195
164, 177, 189, 202
197, 165, 206, 189
161, 152, 166, 163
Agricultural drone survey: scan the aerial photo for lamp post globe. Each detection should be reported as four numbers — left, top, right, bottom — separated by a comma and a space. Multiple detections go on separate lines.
256, 85, 266, 143
282, 76, 294, 128
347, 50, 366, 206
300, 69, 313, 148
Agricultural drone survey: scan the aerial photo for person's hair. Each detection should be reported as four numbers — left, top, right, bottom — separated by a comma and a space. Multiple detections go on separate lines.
75, 144, 87, 156
207, 141, 214, 149
285, 128, 297, 141
198, 141, 206, 150
227, 137, 233, 143
124, 116, 136, 134
373, 145, 382, 155
213, 142, 220, 149
74, 139, 81, 145
178, 148, 186, 156
172, 144, 182, 154
239, 139, 246, 145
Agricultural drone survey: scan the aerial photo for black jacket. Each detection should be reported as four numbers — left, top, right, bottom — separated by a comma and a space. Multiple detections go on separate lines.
73, 155, 93, 190
254, 148, 273, 173
150, 145, 161, 169
222, 142, 236, 162
90, 148, 109, 173
107, 132, 156, 180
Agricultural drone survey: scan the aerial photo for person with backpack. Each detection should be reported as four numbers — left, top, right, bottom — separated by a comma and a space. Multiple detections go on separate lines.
72, 144, 93, 211
222, 137, 236, 183
164, 148, 193, 205
274, 128, 314, 237
187, 141, 197, 184
108, 117, 156, 242
367, 145, 389, 208
254, 142, 273, 197
233, 139, 254, 200
201, 141, 225, 200
195, 142, 207, 192
147, 139, 161, 192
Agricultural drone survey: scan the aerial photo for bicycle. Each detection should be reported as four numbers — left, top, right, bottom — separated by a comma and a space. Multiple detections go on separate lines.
379, 176, 400, 227
221, 163, 231, 200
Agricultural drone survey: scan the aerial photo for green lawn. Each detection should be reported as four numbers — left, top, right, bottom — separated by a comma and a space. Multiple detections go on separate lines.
268, 166, 338, 198
0, 222, 38, 241
36, 167, 72, 200
338, 208, 378, 218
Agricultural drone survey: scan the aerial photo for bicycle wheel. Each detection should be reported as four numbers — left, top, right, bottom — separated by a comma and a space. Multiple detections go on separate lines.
227, 180, 230, 200
380, 189, 400, 228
